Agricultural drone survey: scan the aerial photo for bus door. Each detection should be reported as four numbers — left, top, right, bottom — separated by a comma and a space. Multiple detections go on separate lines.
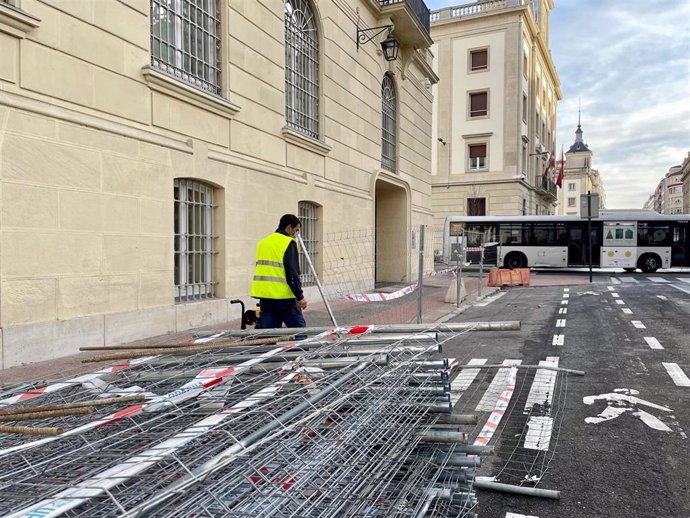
567, 223, 602, 267
671, 221, 690, 267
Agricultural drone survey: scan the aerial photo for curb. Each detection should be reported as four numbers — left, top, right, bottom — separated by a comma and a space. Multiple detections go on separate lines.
434, 286, 502, 324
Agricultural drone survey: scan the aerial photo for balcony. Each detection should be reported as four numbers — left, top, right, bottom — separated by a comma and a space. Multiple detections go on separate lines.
431, 0, 525, 23
536, 175, 557, 199
379, 0, 432, 48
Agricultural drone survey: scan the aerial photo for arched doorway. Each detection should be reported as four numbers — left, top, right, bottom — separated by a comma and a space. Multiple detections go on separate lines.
374, 178, 409, 283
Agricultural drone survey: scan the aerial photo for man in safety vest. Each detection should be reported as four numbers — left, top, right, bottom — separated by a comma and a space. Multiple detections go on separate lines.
251, 214, 307, 329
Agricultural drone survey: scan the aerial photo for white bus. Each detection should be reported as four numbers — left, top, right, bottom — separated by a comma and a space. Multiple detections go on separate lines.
443, 210, 690, 273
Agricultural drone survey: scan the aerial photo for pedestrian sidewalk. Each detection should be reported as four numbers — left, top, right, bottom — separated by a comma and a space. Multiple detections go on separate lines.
0, 269, 594, 387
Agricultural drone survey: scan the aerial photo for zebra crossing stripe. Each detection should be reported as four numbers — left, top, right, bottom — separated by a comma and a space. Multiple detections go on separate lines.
643, 337, 663, 350
662, 363, 690, 387
607, 286, 616, 291
524, 357, 559, 412
649, 277, 670, 283
524, 416, 554, 451
612, 293, 620, 298
616, 300, 625, 305
474, 366, 518, 446
475, 360, 521, 412
610, 277, 622, 285
450, 359, 487, 406
631, 320, 646, 329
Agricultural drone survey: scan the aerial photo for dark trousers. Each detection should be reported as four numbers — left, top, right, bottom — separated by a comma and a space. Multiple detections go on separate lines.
258, 299, 306, 330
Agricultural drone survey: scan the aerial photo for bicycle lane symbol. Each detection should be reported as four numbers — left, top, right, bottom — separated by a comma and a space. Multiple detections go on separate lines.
583, 388, 685, 435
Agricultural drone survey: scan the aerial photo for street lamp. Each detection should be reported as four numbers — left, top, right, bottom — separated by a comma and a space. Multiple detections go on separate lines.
356, 25, 400, 62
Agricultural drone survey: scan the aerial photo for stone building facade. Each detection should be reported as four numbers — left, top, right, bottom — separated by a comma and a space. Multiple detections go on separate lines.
0, 0, 437, 367
429, 0, 561, 226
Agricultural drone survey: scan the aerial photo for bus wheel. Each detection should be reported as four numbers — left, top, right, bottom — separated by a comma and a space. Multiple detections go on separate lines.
638, 254, 660, 273
504, 252, 527, 269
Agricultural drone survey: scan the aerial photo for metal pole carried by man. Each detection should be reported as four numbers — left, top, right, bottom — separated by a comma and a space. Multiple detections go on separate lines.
251, 214, 308, 330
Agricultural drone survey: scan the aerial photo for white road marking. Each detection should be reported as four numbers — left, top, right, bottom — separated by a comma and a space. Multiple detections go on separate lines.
607, 286, 616, 291
560, 300, 568, 305
583, 388, 673, 432
643, 337, 663, 350
631, 320, 646, 329
556, 319, 566, 328
450, 359, 487, 405
609, 277, 621, 285
622, 308, 633, 314
649, 277, 669, 283
475, 360, 521, 412
563, 293, 569, 298
612, 293, 620, 298
563, 288, 570, 292
676, 277, 690, 283
619, 277, 639, 283
662, 363, 690, 387
671, 284, 690, 296
524, 416, 553, 451
506, 514, 539, 518
524, 357, 559, 412
616, 299, 625, 305
657, 295, 668, 300
552, 335, 564, 346
559, 308, 567, 314
474, 291, 506, 306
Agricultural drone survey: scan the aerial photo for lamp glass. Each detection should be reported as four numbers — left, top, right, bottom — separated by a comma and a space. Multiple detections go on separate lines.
380, 36, 399, 61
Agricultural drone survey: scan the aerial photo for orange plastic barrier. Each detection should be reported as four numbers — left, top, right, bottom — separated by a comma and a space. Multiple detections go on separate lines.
487, 268, 530, 287
487, 268, 499, 287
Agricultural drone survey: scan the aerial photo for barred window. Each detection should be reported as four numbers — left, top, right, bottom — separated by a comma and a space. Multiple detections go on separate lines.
381, 74, 397, 172
151, 0, 221, 95
174, 179, 216, 303
298, 201, 319, 287
285, 0, 319, 138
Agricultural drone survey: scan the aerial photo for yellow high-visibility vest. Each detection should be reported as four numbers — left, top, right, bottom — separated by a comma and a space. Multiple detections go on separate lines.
250, 232, 295, 299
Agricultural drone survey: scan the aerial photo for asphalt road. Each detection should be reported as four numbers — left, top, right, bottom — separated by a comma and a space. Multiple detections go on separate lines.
443, 271, 690, 518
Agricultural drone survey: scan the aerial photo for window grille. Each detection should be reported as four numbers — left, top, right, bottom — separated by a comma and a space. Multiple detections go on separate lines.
298, 201, 318, 287
174, 179, 215, 303
151, 0, 221, 95
381, 75, 397, 172
285, 0, 319, 138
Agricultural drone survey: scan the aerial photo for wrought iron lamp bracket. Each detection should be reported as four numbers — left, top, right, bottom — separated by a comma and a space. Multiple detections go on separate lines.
356, 25, 393, 50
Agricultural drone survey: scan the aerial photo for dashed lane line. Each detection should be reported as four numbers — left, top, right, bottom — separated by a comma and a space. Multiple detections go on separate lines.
552, 335, 564, 346
558, 308, 567, 314
612, 292, 620, 298
616, 300, 625, 305
644, 337, 663, 350
556, 319, 566, 327
662, 363, 690, 387
631, 320, 646, 329
622, 308, 633, 314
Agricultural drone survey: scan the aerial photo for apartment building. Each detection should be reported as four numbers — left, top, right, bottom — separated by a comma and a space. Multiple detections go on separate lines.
556, 119, 607, 215
0, 0, 437, 367
681, 152, 690, 213
429, 0, 561, 225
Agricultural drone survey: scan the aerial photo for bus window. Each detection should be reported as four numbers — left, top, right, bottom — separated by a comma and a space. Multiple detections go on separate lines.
531, 223, 566, 246
500, 224, 526, 245
638, 223, 672, 245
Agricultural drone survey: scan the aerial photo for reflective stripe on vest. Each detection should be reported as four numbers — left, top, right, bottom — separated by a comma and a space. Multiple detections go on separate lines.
250, 232, 295, 299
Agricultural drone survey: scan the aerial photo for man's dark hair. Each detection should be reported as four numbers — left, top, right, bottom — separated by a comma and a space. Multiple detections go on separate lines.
279, 214, 301, 230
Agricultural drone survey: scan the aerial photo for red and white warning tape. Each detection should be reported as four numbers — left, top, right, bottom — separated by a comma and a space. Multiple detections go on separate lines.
473, 366, 517, 446
345, 267, 457, 302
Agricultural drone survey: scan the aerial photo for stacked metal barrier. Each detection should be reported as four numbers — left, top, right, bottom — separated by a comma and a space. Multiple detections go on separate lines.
0, 324, 518, 518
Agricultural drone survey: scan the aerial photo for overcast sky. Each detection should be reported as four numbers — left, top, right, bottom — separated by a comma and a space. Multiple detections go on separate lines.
428, 0, 690, 208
